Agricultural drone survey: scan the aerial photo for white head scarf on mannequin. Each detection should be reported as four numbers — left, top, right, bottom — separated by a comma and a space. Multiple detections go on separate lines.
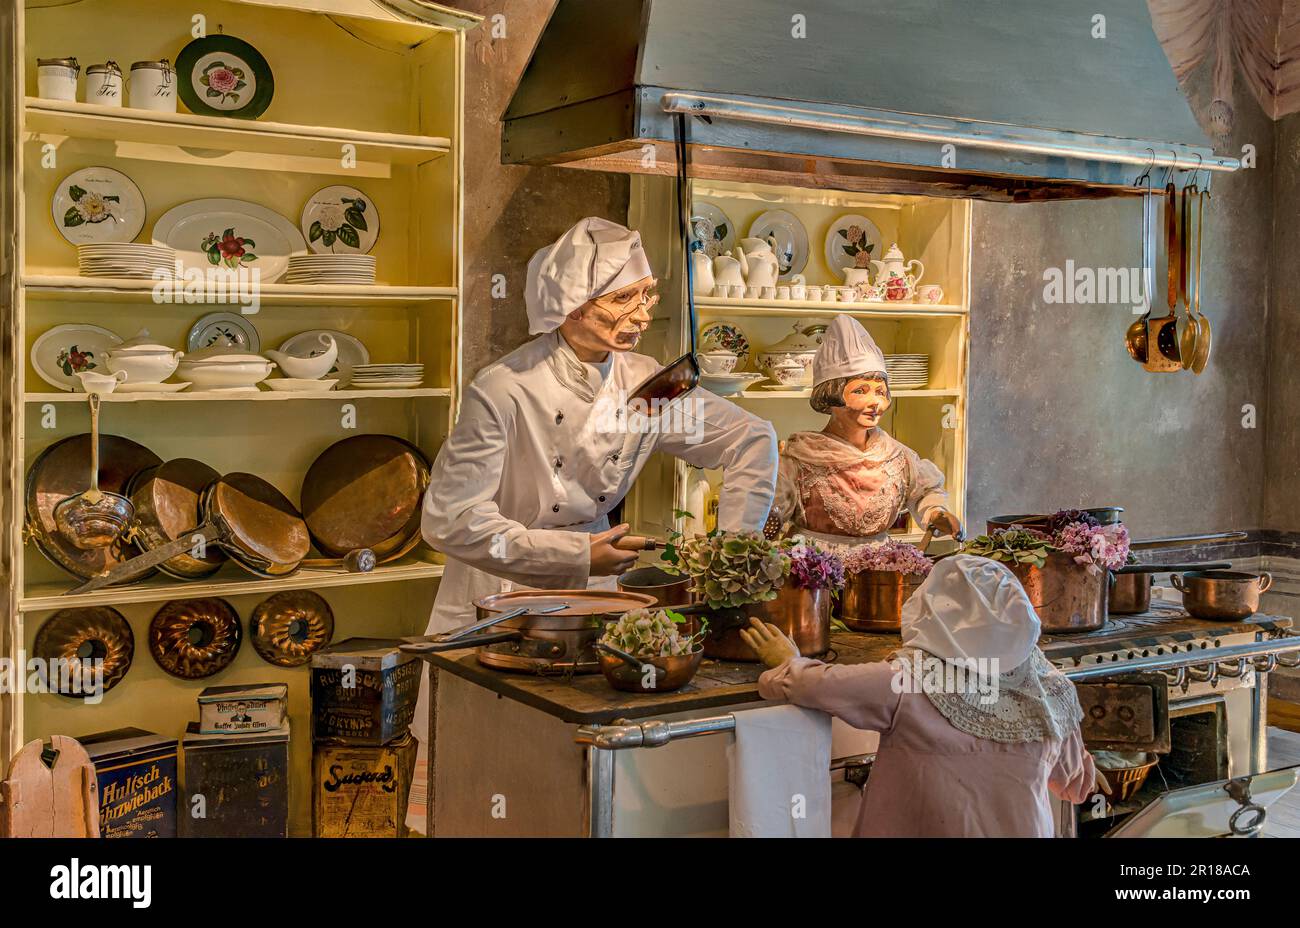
525, 217, 654, 335
812, 315, 888, 387
896, 555, 1084, 744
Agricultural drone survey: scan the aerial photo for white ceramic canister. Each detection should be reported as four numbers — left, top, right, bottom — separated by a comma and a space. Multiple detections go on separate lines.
130, 59, 176, 112
84, 61, 123, 107
36, 57, 80, 101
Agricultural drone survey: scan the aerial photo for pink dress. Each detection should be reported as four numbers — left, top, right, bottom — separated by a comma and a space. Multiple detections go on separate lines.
759, 657, 1097, 837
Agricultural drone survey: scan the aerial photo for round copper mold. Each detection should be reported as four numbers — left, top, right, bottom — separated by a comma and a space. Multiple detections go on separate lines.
25, 433, 161, 580
203, 473, 310, 577
33, 606, 135, 697
127, 458, 227, 580
249, 590, 335, 667
148, 598, 242, 679
300, 435, 430, 559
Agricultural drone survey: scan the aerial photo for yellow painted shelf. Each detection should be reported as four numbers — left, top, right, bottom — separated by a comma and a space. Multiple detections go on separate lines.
22, 275, 458, 306
694, 296, 967, 318
725, 388, 960, 400
20, 556, 445, 613
25, 98, 451, 167
25, 388, 451, 403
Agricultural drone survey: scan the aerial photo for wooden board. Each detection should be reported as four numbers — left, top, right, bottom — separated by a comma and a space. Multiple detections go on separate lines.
0, 736, 99, 837
406, 610, 1293, 726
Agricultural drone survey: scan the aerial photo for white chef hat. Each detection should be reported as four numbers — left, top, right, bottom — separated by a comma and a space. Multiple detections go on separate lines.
900, 555, 1040, 669
524, 217, 655, 335
811, 315, 888, 387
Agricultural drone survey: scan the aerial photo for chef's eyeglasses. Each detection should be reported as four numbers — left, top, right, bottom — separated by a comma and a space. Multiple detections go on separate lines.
591, 284, 661, 317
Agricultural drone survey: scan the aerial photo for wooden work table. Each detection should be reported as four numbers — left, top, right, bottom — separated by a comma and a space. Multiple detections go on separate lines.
402, 605, 1294, 726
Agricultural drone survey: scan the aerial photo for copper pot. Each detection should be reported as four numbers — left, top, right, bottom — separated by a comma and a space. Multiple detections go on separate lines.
1010, 552, 1107, 634
1108, 571, 1151, 615
1109, 561, 1232, 615
618, 567, 700, 635
1172, 570, 1272, 621
839, 570, 924, 633
703, 585, 831, 662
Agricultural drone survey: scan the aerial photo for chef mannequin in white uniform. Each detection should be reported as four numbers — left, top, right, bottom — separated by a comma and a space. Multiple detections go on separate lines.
407, 218, 778, 829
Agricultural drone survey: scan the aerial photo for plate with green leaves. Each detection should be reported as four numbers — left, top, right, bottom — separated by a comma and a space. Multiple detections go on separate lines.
51, 167, 145, 245
301, 186, 379, 254
175, 33, 274, 119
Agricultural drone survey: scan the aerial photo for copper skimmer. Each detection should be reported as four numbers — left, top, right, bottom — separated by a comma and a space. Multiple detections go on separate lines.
1124, 176, 1155, 366
1145, 181, 1182, 372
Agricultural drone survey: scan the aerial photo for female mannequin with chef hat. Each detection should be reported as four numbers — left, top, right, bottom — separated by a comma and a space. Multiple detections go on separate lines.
772, 315, 961, 544
741, 555, 1106, 837
409, 219, 778, 825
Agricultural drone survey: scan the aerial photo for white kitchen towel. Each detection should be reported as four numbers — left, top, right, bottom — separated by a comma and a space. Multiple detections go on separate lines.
728, 705, 832, 837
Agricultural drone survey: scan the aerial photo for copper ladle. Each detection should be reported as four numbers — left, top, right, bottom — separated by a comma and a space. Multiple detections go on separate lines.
1124, 178, 1155, 365
1178, 178, 1200, 368
53, 392, 135, 550
1189, 188, 1212, 374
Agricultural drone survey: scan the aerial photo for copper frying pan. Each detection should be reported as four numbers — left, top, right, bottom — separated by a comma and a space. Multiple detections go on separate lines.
300, 434, 430, 560
67, 472, 311, 595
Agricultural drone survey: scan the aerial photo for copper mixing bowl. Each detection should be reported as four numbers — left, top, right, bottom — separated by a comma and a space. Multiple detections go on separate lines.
599, 647, 704, 693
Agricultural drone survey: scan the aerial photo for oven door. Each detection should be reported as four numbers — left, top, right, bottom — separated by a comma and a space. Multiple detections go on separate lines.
1105, 764, 1300, 837
1075, 672, 1171, 753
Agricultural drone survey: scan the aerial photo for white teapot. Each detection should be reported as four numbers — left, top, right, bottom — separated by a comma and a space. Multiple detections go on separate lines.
735, 238, 779, 288
870, 243, 925, 302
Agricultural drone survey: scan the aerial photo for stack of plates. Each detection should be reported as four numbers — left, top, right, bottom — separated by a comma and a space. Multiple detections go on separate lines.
78, 243, 176, 279
885, 354, 929, 388
283, 254, 376, 285
346, 363, 423, 389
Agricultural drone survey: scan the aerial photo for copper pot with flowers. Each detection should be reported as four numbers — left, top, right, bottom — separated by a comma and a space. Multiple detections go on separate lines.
838, 539, 934, 632
959, 510, 1130, 634
663, 532, 843, 661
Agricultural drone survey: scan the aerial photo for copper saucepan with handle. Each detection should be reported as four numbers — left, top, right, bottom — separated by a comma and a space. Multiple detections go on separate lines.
402, 589, 659, 674
66, 472, 312, 595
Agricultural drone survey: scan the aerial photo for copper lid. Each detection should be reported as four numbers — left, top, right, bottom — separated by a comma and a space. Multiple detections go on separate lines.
128, 458, 226, 578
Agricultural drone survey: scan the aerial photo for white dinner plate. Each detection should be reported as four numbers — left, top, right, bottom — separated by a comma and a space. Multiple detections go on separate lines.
824, 214, 883, 281
31, 324, 123, 391
691, 201, 736, 258
263, 378, 339, 392
748, 209, 809, 280
301, 186, 380, 255
187, 312, 262, 353
52, 167, 146, 245
153, 198, 306, 284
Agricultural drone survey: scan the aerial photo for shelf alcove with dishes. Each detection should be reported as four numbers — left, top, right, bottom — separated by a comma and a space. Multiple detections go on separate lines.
626, 177, 970, 543
2, 0, 477, 834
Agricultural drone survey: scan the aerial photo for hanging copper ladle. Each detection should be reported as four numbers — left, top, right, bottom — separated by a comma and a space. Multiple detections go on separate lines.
1124, 165, 1155, 365
53, 392, 135, 550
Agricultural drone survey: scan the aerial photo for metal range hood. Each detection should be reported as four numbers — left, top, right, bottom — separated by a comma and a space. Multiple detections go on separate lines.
503, 0, 1238, 201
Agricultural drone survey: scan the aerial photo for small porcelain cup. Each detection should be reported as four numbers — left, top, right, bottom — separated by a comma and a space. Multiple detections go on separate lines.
917, 284, 945, 304
760, 286, 776, 300
790, 275, 807, 300
729, 284, 745, 299
805, 286, 822, 302
776, 286, 791, 301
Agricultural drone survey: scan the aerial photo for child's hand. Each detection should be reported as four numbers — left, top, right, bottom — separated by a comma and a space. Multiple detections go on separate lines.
739, 617, 800, 669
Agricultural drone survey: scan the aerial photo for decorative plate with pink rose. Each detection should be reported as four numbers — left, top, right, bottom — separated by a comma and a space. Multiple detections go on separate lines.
823, 214, 883, 281
175, 34, 274, 119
